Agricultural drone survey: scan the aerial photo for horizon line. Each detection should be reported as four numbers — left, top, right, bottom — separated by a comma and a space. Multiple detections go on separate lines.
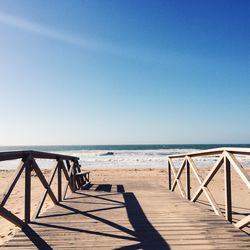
0, 143, 250, 147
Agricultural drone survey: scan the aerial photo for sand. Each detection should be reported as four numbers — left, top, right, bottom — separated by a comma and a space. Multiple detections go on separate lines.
0, 167, 249, 245
0, 169, 55, 245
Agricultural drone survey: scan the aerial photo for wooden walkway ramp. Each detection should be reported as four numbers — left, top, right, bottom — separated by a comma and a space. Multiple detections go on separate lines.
1, 178, 250, 250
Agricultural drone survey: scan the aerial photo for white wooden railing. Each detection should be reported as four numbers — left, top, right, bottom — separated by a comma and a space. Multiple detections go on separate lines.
167, 147, 250, 230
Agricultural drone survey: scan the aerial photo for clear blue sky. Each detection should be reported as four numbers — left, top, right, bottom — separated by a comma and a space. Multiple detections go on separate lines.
0, 0, 249, 145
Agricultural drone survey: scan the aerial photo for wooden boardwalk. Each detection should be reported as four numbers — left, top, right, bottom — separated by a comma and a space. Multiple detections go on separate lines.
1, 178, 250, 250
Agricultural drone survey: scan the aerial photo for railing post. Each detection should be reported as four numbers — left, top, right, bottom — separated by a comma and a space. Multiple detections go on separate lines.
58, 159, 62, 202
25, 156, 32, 223
186, 159, 191, 200
66, 160, 73, 192
72, 162, 77, 192
168, 159, 171, 190
224, 153, 232, 222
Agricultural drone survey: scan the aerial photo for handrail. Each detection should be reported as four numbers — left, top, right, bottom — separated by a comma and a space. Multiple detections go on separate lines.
0, 150, 79, 161
167, 147, 250, 158
0, 150, 85, 229
167, 148, 250, 230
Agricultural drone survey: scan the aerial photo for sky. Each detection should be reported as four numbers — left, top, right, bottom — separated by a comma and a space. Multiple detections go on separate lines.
0, 0, 249, 145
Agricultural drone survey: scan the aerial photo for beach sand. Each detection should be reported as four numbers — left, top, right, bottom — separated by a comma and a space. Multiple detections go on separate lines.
0, 167, 249, 245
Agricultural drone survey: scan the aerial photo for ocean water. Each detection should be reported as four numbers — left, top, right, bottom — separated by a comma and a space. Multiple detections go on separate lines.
0, 144, 250, 170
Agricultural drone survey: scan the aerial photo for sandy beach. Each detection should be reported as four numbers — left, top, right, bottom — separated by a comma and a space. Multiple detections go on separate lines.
0, 167, 249, 245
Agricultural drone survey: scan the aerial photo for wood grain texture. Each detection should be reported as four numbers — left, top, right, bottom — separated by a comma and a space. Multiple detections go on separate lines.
1, 176, 249, 249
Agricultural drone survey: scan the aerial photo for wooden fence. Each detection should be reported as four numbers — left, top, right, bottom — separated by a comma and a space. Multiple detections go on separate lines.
167, 147, 250, 230
0, 150, 86, 229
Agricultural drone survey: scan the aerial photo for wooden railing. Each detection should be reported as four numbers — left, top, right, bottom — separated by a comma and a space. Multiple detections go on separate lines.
0, 150, 87, 229
167, 147, 250, 230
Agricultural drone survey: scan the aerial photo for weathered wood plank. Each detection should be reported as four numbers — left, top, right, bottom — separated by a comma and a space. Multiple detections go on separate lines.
58, 160, 62, 202
168, 160, 171, 190
2, 177, 249, 249
0, 150, 78, 161
186, 159, 191, 200
24, 161, 31, 223
168, 147, 250, 159
235, 215, 250, 229
224, 156, 232, 222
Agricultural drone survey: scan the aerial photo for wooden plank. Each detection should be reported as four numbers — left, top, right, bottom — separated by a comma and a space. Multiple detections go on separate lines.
72, 165, 77, 192
58, 160, 62, 202
24, 160, 31, 223
235, 215, 250, 229
186, 159, 191, 200
1, 147, 250, 249
224, 156, 232, 222
167, 147, 250, 159
31, 151, 79, 161
75, 171, 90, 176
0, 150, 79, 161
168, 160, 171, 190
3, 176, 249, 250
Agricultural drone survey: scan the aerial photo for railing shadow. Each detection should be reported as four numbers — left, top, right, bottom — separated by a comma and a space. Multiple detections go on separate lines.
22, 224, 52, 250
118, 192, 170, 250
30, 184, 170, 249
196, 200, 250, 220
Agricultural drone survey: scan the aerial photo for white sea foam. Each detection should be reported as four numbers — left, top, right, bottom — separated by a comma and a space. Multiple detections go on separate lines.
59, 149, 250, 169
0, 158, 56, 170
1, 148, 250, 170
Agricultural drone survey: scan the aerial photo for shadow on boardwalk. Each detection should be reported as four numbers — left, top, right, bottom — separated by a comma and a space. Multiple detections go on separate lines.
28, 184, 170, 249
196, 200, 250, 236
21, 225, 53, 250
119, 192, 170, 249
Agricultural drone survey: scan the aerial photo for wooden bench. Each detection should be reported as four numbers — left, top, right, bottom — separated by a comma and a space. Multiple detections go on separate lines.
75, 170, 90, 187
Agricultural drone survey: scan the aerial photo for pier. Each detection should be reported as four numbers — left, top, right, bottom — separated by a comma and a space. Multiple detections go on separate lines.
0, 149, 249, 249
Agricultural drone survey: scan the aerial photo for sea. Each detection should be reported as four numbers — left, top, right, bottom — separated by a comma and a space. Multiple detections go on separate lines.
0, 144, 250, 170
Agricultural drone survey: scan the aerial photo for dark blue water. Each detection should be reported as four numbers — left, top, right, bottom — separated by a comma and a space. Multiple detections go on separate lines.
0, 144, 249, 152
